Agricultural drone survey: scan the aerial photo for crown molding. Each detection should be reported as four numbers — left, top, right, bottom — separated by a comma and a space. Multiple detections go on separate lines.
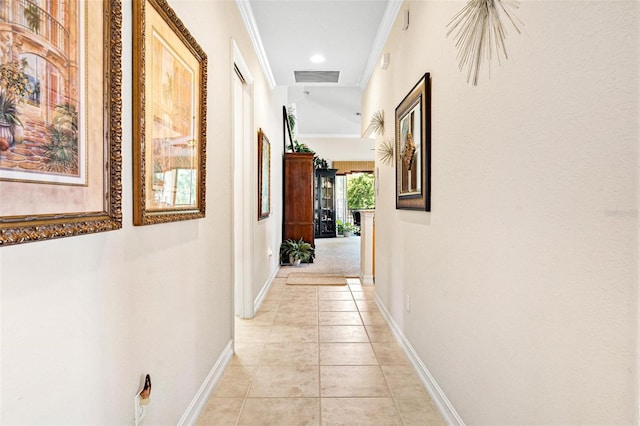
235, 0, 276, 89
358, 0, 403, 90
298, 133, 362, 139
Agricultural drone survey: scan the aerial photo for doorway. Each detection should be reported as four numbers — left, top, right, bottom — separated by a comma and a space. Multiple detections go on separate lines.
335, 172, 375, 233
232, 42, 254, 320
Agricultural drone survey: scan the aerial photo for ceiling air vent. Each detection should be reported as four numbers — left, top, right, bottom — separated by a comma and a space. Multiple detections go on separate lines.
294, 70, 340, 83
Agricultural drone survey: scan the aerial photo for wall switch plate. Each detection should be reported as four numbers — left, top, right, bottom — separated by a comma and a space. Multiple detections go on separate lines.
406, 294, 411, 312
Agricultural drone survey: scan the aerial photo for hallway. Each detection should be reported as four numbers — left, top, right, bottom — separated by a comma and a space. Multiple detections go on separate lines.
197, 276, 445, 425
277, 237, 362, 278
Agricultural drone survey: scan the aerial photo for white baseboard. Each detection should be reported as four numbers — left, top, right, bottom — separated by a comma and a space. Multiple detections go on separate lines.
254, 266, 280, 313
374, 294, 465, 426
360, 274, 374, 285
177, 340, 234, 426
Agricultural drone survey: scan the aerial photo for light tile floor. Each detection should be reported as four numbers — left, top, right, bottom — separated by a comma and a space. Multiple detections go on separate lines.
197, 278, 445, 425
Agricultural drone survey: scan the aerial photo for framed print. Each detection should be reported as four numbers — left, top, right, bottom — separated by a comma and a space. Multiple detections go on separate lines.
395, 73, 431, 211
0, 0, 122, 246
132, 0, 207, 225
258, 128, 270, 220
283, 105, 293, 152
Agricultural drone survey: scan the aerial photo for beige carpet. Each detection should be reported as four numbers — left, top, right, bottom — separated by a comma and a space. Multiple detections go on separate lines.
278, 236, 361, 278
286, 273, 347, 286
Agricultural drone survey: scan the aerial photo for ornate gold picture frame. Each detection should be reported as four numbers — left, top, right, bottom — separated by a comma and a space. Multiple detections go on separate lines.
132, 0, 207, 225
258, 128, 270, 220
395, 73, 431, 211
0, 0, 123, 246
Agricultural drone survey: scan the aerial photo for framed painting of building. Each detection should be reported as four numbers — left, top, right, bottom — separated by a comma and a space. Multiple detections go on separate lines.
258, 128, 270, 220
395, 73, 431, 211
132, 0, 207, 226
0, 0, 123, 246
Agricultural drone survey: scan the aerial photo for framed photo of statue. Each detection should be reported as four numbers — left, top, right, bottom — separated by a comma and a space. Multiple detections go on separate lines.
0, 0, 123, 246
395, 73, 431, 211
132, 0, 207, 225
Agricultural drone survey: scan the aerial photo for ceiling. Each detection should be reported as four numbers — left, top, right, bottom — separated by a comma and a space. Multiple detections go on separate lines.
240, 0, 401, 137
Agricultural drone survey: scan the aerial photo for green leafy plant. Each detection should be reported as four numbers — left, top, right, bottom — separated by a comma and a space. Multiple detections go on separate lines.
24, 3, 41, 34
41, 103, 79, 173
280, 238, 315, 264
52, 103, 78, 136
0, 91, 23, 130
314, 156, 329, 169
0, 60, 32, 101
292, 141, 313, 153
336, 220, 358, 236
347, 173, 375, 210
287, 111, 296, 136
286, 108, 314, 153
347, 222, 359, 234
42, 125, 78, 172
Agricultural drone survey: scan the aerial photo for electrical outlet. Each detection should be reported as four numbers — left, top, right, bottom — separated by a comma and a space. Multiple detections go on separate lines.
406, 294, 411, 312
268, 248, 273, 258
134, 394, 145, 426
134, 374, 151, 425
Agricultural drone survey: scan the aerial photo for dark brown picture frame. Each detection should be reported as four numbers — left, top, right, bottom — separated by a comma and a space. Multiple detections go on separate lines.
395, 73, 431, 211
132, 0, 207, 225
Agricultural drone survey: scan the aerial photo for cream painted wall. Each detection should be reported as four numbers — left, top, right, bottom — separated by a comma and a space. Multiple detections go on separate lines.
363, 1, 639, 424
252, 83, 286, 303
298, 137, 375, 164
0, 0, 283, 423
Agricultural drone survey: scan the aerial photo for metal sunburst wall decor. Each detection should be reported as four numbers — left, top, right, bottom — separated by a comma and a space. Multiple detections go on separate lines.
446, 0, 523, 86
370, 110, 384, 136
377, 137, 394, 166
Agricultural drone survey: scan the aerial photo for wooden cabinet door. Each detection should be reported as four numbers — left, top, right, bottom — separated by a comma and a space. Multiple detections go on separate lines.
283, 153, 315, 247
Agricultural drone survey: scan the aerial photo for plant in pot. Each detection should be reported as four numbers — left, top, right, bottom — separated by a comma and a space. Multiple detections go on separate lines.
0, 91, 23, 147
336, 220, 357, 237
280, 238, 315, 266
0, 60, 31, 147
314, 155, 329, 169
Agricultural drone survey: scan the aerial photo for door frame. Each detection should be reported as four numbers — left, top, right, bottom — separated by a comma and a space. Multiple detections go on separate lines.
231, 40, 255, 320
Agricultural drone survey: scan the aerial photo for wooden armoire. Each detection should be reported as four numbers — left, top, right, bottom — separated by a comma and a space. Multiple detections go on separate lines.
282, 152, 315, 248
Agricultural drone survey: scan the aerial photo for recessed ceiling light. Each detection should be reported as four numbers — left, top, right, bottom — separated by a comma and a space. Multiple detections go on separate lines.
310, 54, 325, 63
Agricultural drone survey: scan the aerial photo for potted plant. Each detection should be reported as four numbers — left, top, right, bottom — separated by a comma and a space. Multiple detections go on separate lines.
336, 220, 358, 237
314, 156, 329, 169
0, 60, 31, 146
345, 222, 359, 237
280, 238, 315, 265
0, 91, 22, 146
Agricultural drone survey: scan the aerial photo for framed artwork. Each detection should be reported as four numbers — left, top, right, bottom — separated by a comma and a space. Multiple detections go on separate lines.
258, 128, 270, 220
132, 0, 207, 225
395, 73, 431, 211
0, 0, 122, 246
283, 105, 293, 152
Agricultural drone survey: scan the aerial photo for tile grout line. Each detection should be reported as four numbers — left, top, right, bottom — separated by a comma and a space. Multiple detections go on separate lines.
353, 280, 407, 426
228, 278, 417, 425
317, 287, 323, 425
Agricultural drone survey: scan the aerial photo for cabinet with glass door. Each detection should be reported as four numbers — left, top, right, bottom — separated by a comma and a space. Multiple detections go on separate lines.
314, 168, 337, 238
